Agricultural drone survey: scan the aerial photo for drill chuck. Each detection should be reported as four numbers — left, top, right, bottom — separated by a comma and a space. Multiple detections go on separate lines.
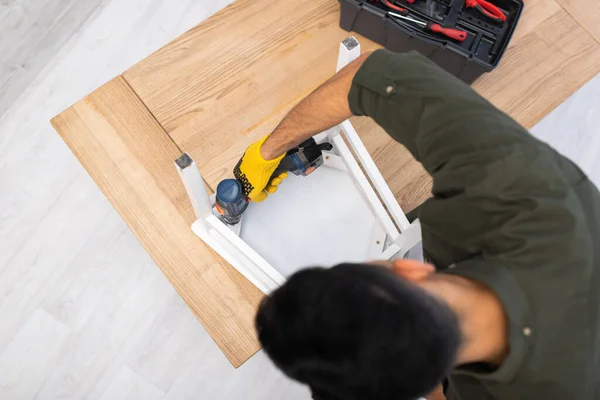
215, 179, 249, 225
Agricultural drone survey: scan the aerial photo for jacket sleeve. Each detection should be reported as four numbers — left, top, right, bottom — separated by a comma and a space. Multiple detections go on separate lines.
348, 49, 587, 272
347, 49, 542, 177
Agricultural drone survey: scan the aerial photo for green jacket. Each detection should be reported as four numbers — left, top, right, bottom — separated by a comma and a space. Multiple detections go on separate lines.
348, 49, 599, 400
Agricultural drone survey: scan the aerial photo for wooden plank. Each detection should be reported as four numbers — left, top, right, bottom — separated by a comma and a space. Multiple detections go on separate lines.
123, 0, 367, 133
51, 76, 263, 367
556, 0, 600, 43
0, 0, 106, 117
474, 1, 600, 128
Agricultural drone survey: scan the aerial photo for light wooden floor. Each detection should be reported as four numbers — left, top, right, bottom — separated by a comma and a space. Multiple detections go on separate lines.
0, 1, 598, 399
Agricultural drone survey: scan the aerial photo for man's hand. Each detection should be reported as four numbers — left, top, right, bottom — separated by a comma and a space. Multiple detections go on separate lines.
233, 135, 288, 202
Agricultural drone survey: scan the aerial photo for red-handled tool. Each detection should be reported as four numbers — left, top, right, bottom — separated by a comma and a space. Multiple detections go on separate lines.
389, 12, 468, 42
370, 0, 414, 13
465, 0, 507, 23
381, 0, 408, 13
427, 22, 468, 41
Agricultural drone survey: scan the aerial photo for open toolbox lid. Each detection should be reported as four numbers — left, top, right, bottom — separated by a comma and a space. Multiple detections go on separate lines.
175, 38, 423, 294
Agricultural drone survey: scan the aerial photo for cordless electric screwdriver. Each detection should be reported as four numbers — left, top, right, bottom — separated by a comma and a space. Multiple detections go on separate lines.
215, 138, 333, 225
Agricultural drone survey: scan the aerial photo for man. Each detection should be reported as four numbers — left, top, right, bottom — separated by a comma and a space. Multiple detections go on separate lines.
233, 50, 600, 399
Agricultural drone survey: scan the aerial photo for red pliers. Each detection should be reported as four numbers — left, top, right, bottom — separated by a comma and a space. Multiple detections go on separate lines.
465, 0, 507, 23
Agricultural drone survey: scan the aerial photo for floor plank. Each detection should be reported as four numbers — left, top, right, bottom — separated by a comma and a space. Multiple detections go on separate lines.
35, 212, 165, 400
0, 0, 106, 117
531, 73, 600, 186
98, 367, 165, 400
0, 172, 113, 352
0, 310, 72, 400
161, 351, 309, 400
556, 0, 600, 43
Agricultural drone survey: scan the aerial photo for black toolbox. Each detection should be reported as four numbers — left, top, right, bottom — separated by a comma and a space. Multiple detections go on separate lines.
338, 0, 524, 83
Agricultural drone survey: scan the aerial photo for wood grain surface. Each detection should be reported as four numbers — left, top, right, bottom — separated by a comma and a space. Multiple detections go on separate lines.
52, 0, 600, 367
473, 1, 600, 128
123, 0, 382, 190
556, 0, 600, 42
123, 0, 600, 212
51, 76, 263, 367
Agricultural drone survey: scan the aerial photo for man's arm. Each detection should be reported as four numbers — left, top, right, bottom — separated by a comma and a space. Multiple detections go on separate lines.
235, 49, 543, 202
233, 52, 370, 201
259, 52, 371, 160
266, 49, 541, 170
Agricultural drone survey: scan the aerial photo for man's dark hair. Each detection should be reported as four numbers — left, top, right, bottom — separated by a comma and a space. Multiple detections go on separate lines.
255, 263, 461, 400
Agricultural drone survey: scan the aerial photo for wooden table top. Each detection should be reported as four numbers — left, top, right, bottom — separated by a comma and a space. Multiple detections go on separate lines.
52, 0, 600, 367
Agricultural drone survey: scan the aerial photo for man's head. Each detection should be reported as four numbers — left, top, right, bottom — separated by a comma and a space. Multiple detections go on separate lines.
255, 260, 461, 400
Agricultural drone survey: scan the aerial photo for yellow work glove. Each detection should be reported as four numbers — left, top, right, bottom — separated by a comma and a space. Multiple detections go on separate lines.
233, 136, 289, 202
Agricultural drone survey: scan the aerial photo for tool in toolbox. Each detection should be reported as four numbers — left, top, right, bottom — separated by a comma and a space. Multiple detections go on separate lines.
389, 11, 468, 42
465, 0, 508, 23
380, 0, 410, 12
216, 138, 332, 225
